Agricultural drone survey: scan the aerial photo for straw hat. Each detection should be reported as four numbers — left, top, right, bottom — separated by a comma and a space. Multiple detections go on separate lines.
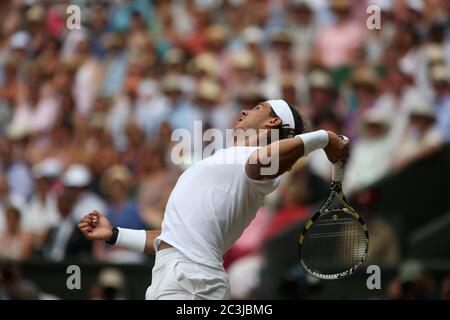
100, 165, 133, 194
352, 68, 379, 90
206, 24, 228, 43
98, 268, 125, 290
189, 53, 219, 77
230, 51, 255, 70
409, 101, 436, 120
430, 65, 449, 83
161, 74, 183, 93
308, 70, 333, 90
196, 78, 221, 102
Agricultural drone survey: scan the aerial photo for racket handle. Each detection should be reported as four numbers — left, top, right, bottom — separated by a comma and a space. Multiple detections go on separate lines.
331, 135, 349, 182
332, 162, 344, 182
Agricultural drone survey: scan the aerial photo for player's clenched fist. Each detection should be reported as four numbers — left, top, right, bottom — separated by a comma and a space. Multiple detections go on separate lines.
78, 211, 113, 241
324, 131, 350, 164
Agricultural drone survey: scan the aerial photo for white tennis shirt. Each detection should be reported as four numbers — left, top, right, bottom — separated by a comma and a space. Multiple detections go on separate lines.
154, 146, 281, 269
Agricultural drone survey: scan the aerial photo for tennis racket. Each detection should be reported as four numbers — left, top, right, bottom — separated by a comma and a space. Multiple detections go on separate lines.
298, 140, 369, 280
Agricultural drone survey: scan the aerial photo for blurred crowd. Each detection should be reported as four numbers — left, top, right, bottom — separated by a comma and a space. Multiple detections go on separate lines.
0, 0, 450, 299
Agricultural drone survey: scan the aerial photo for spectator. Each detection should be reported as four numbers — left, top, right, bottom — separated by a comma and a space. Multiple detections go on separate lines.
160, 75, 199, 135
0, 56, 19, 134
101, 33, 128, 97
93, 165, 147, 263
0, 262, 40, 299
287, 0, 318, 71
397, 260, 437, 299
21, 158, 63, 257
101, 165, 144, 229
0, 206, 26, 261
344, 107, 394, 193
441, 275, 450, 300
430, 65, 450, 141
192, 78, 235, 133
0, 175, 10, 231
9, 65, 59, 135
365, 216, 401, 267
89, 268, 125, 300
43, 190, 91, 262
72, 33, 103, 116
240, 26, 266, 79
393, 101, 443, 170
120, 121, 146, 175
314, 0, 364, 69
373, 66, 423, 148
345, 68, 380, 140
204, 24, 231, 80
132, 79, 167, 137
301, 69, 337, 123
137, 142, 179, 229
3, 131, 33, 207
228, 50, 260, 102
63, 164, 107, 223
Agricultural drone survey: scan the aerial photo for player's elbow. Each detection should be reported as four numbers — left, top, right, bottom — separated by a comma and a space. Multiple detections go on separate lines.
245, 162, 262, 180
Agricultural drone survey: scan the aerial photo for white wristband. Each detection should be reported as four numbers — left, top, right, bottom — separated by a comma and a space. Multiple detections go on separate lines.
296, 130, 329, 156
116, 228, 147, 252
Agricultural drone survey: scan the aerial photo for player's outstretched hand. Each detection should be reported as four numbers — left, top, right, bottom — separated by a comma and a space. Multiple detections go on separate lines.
324, 131, 350, 164
78, 211, 113, 241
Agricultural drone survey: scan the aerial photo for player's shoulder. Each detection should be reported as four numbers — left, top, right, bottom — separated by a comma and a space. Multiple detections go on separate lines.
223, 145, 260, 158
201, 146, 259, 166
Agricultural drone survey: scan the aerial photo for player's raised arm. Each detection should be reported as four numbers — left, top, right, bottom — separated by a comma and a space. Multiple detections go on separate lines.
78, 211, 160, 254
245, 130, 350, 180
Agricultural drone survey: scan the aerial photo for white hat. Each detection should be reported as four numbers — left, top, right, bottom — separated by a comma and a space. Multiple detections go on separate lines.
5, 124, 29, 140
32, 158, 63, 179
242, 26, 264, 44
407, 0, 424, 12
9, 31, 31, 50
138, 79, 158, 97
410, 101, 435, 119
308, 70, 333, 90
196, 79, 221, 102
63, 164, 91, 187
98, 268, 125, 290
362, 107, 391, 125
371, 0, 393, 11
230, 51, 255, 70
399, 260, 424, 283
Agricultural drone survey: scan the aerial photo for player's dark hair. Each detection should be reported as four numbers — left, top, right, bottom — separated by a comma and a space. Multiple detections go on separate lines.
269, 104, 307, 140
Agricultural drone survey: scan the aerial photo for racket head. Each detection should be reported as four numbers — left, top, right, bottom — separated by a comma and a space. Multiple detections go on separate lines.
299, 207, 369, 280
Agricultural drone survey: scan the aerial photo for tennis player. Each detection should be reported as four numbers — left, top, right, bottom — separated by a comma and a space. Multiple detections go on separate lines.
78, 99, 349, 299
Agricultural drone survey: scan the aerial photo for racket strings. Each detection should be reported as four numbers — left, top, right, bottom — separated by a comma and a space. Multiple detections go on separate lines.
301, 210, 367, 277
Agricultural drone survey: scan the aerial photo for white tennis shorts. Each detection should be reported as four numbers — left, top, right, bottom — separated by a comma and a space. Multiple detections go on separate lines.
145, 247, 230, 300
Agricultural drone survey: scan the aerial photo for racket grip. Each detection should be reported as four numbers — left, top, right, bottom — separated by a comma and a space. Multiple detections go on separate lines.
331, 135, 349, 182
332, 162, 343, 182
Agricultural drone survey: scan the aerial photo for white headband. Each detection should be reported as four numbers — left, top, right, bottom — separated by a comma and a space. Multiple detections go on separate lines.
267, 99, 295, 130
